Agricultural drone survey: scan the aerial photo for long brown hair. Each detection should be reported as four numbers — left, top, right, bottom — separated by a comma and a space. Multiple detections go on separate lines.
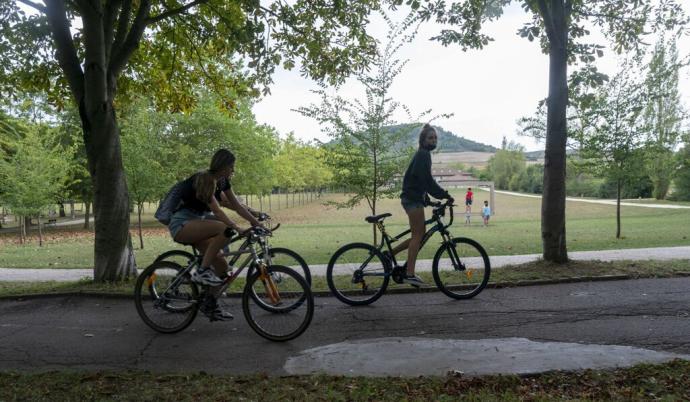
194, 171, 216, 204
209, 149, 236, 174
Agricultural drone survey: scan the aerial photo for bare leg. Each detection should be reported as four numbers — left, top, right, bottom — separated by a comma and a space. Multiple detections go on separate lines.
406, 207, 426, 276
174, 219, 227, 272
390, 238, 410, 256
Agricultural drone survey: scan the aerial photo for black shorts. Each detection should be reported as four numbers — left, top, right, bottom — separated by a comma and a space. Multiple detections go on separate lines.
465, 199, 472, 206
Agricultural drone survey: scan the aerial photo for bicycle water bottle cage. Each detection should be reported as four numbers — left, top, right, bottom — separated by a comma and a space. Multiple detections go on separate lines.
365, 213, 392, 223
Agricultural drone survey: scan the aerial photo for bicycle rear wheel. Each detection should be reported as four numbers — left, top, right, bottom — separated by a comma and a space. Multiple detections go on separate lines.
242, 265, 314, 342
134, 261, 199, 333
326, 242, 390, 306
432, 237, 490, 299
153, 249, 195, 267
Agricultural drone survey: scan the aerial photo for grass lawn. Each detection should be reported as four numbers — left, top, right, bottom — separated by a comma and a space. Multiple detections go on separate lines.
1, 190, 689, 269
1, 359, 688, 401
1, 259, 688, 298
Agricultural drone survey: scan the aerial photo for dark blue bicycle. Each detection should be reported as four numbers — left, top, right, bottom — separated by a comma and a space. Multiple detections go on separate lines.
326, 199, 490, 306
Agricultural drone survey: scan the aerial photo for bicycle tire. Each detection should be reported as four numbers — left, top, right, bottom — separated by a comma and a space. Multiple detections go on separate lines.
153, 249, 195, 266
432, 237, 490, 299
326, 242, 390, 306
134, 260, 200, 333
242, 265, 314, 342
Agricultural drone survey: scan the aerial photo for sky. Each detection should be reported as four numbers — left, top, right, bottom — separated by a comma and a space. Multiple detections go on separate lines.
252, 3, 690, 152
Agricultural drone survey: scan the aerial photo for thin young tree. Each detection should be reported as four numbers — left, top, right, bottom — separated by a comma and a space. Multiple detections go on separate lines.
577, 60, 647, 239
297, 12, 450, 243
642, 36, 687, 200
0, 126, 70, 246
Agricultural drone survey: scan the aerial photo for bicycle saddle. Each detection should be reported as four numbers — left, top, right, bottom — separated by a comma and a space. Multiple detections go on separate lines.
365, 213, 392, 223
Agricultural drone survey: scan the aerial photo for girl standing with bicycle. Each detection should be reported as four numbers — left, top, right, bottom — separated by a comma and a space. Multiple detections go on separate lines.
392, 123, 453, 286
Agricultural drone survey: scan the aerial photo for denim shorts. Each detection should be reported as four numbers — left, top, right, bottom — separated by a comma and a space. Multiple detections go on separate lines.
401, 197, 425, 213
168, 208, 206, 240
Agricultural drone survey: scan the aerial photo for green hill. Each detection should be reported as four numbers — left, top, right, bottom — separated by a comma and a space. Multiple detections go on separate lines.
386, 124, 498, 153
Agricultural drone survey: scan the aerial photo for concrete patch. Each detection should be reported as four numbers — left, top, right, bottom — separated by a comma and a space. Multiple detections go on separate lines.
284, 337, 690, 377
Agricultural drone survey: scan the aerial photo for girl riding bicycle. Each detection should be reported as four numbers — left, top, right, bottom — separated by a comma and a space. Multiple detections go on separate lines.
168, 149, 260, 321
392, 123, 453, 286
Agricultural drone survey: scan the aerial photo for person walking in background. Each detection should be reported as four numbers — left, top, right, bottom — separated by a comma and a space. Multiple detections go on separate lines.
389, 123, 453, 287
482, 200, 491, 227
465, 187, 473, 213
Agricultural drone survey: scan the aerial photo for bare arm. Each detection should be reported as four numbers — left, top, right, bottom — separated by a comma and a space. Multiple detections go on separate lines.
208, 196, 243, 232
220, 188, 261, 227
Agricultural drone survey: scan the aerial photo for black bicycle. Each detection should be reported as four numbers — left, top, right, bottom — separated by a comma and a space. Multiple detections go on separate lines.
153, 213, 311, 286
134, 227, 314, 341
326, 199, 490, 306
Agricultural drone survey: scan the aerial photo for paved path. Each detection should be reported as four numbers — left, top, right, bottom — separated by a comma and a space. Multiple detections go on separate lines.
2, 245, 689, 282
1, 277, 689, 376
491, 189, 690, 209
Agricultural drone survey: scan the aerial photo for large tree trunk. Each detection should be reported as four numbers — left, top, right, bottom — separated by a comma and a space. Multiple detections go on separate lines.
541, 0, 569, 263
82, 101, 137, 281
59, 203, 66, 217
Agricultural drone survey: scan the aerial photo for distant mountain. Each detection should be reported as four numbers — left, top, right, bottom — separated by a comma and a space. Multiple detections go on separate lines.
386, 124, 498, 153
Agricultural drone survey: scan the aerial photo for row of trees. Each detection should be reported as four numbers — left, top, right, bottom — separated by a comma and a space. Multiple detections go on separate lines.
0, 96, 333, 248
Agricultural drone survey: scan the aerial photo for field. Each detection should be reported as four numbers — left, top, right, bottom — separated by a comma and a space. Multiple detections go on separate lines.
1, 189, 689, 269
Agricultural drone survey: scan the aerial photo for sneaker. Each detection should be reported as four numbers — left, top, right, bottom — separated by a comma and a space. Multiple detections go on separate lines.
191, 267, 225, 286
403, 274, 425, 287
199, 295, 234, 321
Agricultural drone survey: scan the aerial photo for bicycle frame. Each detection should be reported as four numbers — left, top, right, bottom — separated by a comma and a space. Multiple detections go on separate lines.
374, 202, 464, 273
157, 229, 276, 304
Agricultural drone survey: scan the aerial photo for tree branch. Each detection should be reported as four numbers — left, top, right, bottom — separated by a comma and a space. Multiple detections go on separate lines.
109, 0, 150, 77
536, 0, 557, 44
17, 0, 46, 13
147, 0, 208, 24
44, 0, 84, 102
110, 0, 131, 60
103, 0, 123, 63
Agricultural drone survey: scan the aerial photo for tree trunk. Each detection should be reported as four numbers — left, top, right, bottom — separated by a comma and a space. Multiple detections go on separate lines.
84, 201, 91, 229
18, 215, 23, 245
541, 1, 569, 263
268, 192, 272, 211
59, 203, 66, 217
37, 215, 43, 247
70, 200, 75, 219
137, 202, 144, 249
82, 100, 137, 281
616, 179, 622, 239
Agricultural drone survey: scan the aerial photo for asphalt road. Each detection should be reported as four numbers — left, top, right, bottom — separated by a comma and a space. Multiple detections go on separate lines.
1, 277, 689, 375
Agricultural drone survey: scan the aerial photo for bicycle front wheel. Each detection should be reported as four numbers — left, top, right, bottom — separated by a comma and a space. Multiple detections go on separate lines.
242, 265, 314, 342
432, 237, 490, 299
254, 247, 311, 285
134, 261, 200, 333
326, 243, 390, 306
